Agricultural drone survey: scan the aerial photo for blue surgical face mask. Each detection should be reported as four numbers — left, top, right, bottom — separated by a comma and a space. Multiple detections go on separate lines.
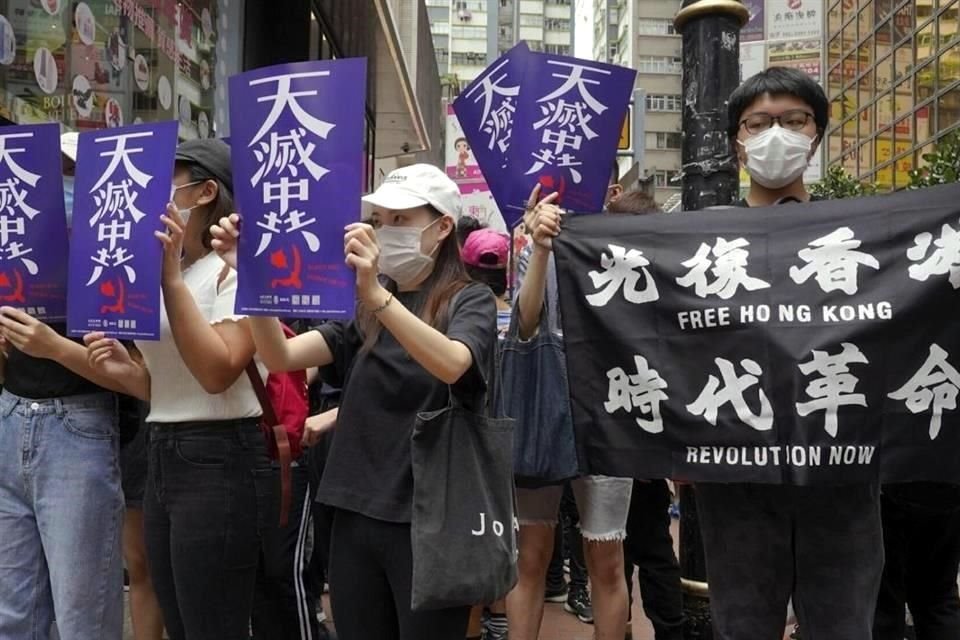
63, 175, 74, 228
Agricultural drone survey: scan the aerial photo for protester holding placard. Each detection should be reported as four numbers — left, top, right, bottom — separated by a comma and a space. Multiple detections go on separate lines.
85, 139, 271, 640
506, 167, 632, 640
0, 134, 137, 640
693, 67, 883, 640
211, 164, 500, 640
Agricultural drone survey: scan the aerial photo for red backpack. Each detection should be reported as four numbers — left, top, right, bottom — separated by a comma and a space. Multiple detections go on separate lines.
245, 324, 310, 527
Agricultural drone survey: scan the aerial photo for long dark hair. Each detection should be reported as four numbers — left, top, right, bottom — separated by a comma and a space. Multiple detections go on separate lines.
179, 162, 234, 251
358, 206, 470, 352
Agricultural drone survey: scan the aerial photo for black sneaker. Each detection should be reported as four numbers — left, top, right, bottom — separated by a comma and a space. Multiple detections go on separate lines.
544, 581, 569, 603
123, 569, 130, 593
564, 587, 594, 624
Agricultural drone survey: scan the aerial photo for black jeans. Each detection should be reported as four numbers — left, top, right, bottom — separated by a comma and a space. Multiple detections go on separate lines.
252, 462, 321, 640
306, 431, 335, 596
144, 420, 271, 640
328, 508, 470, 640
874, 483, 960, 640
697, 482, 884, 640
624, 480, 683, 640
546, 482, 588, 592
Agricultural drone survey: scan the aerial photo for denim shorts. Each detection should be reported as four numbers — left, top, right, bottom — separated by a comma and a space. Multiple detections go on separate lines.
517, 475, 633, 541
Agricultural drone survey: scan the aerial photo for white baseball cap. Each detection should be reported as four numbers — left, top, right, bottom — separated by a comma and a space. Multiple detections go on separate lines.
362, 164, 462, 223
60, 132, 79, 162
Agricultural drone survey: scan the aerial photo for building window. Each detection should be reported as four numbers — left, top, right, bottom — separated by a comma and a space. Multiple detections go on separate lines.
654, 132, 683, 149
654, 170, 682, 188
545, 18, 571, 31
646, 94, 683, 112
520, 15, 544, 27
451, 25, 486, 39
427, 7, 449, 24
546, 0, 572, 5
544, 44, 571, 55
637, 19, 677, 36
451, 51, 486, 66
637, 56, 682, 74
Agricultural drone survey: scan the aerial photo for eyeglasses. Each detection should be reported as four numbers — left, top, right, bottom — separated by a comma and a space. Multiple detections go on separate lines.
739, 110, 815, 135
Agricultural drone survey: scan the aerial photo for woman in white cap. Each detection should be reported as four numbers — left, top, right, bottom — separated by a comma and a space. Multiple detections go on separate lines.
210, 163, 498, 640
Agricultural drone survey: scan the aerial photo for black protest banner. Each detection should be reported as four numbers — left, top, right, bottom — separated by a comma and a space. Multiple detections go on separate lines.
553, 184, 960, 485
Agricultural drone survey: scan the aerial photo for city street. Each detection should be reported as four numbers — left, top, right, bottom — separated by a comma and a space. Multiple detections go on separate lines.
117, 517, 798, 640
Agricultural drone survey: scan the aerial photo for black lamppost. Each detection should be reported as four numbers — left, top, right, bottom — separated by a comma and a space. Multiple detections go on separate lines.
672, 2, 750, 637
674, 0, 749, 212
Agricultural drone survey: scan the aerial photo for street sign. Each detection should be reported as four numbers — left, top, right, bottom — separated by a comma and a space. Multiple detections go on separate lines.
618, 105, 632, 151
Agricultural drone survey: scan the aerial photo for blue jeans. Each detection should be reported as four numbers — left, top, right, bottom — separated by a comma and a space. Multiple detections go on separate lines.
0, 390, 123, 640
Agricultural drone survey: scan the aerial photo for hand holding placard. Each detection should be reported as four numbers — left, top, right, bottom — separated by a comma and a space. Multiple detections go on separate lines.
84, 331, 140, 381
343, 223, 382, 305
0, 307, 65, 360
156, 204, 187, 288
210, 213, 241, 270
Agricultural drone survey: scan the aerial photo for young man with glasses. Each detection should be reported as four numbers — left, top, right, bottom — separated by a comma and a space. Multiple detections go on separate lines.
693, 67, 884, 640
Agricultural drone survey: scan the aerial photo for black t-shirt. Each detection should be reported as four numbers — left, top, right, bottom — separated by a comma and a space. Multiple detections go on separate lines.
315, 283, 497, 523
4, 322, 104, 399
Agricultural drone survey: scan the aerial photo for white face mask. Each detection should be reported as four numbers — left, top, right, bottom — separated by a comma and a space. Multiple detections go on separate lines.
170, 181, 202, 226
377, 218, 441, 286
739, 126, 815, 189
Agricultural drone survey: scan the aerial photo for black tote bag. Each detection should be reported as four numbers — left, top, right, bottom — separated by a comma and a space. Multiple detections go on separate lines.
410, 375, 517, 611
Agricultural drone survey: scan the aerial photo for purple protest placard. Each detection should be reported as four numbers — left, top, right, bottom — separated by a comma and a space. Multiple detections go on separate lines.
454, 42, 530, 226
67, 121, 179, 340
229, 58, 365, 319
505, 53, 636, 223
0, 123, 69, 321
742, 0, 765, 42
